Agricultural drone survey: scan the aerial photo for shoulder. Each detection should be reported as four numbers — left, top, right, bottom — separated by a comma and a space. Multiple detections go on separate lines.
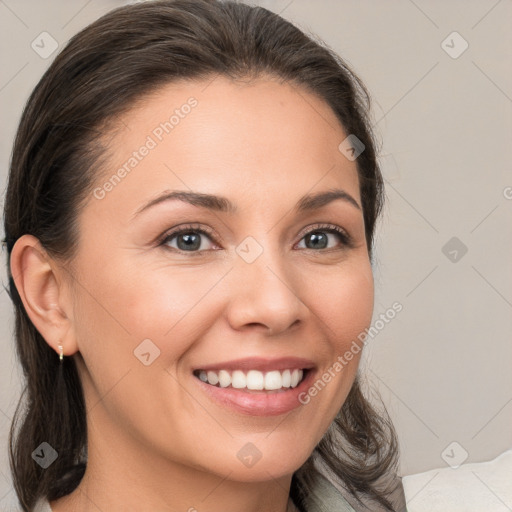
402, 448, 512, 511
302, 471, 357, 512
302, 466, 408, 512
35, 497, 53, 512
14, 497, 52, 512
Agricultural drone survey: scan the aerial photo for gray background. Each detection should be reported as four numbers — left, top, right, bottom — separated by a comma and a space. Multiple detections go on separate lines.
1, 0, 511, 508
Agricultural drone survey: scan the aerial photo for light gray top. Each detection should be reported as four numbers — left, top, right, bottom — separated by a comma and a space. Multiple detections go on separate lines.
33, 500, 51, 512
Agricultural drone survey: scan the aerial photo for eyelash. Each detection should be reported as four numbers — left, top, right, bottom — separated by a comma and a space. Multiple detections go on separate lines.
158, 222, 354, 255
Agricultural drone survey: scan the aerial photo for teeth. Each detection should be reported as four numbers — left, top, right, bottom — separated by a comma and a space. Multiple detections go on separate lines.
281, 369, 291, 388
218, 370, 231, 388
207, 370, 219, 385
195, 368, 305, 390
232, 370, 246, 389
291, 369, 301, 387
247, 370, 263, 390
264, 370, 282, 390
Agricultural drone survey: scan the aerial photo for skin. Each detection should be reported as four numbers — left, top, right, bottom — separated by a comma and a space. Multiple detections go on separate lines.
11, 75, 374, 512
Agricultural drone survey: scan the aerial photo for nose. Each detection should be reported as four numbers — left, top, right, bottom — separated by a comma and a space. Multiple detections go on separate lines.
225, 242, 307, 335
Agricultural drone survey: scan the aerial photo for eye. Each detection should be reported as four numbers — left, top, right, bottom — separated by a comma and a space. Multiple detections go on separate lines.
160, 223, 218, 254
296, 223, 353, 251
159, 222, 353, 254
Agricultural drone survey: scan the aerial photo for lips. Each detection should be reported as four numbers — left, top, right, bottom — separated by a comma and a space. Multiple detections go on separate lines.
192, 356, 316, 373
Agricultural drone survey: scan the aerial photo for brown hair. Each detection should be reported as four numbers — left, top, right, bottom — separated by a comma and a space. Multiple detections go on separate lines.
3, 1, 403, 510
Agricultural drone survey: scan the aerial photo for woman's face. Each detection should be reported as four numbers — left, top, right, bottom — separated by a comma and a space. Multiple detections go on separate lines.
66, 75, 374, 482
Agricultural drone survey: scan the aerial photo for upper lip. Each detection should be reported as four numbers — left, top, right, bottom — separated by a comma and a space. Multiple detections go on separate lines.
193, 356, 316, 373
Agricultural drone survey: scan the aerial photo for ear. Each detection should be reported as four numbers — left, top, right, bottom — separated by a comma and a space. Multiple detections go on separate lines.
10, 234, 79, 357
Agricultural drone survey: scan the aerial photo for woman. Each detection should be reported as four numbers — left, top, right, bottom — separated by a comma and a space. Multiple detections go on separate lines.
3, 1, 407, 511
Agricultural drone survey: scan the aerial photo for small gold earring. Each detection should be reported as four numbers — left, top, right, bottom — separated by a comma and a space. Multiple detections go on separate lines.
58, 343, 64, 362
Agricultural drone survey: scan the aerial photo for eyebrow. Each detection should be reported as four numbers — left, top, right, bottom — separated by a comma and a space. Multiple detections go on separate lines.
132, 187, 361, 219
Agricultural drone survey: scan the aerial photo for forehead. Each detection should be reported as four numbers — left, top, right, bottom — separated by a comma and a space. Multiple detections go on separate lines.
90, 75, 361, 221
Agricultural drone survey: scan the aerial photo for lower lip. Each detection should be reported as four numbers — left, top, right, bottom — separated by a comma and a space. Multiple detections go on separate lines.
193, 369, 316, 416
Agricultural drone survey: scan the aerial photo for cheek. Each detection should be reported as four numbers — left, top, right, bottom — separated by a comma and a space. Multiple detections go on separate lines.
75, 257, 229, 349
120, 265, 235, 356
72, 249, 251, 428
336, 268, 374, 347
295, 259, 373, 425
330, 262, 374, 384
304, 258, 374, 348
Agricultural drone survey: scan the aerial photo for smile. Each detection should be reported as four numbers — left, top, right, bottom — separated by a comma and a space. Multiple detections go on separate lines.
192, 367, 316, 416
